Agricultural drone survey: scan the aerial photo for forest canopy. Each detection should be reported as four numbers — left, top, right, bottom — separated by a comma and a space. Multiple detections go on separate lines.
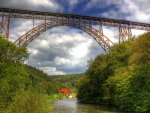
77, 32, 150, 113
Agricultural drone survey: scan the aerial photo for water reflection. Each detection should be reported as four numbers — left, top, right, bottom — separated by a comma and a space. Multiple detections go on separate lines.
53, 98, 125, 113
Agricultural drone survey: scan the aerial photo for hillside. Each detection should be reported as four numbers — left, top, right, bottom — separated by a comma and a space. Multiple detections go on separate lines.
49, 74, 83, 93
0, 36, 77, 113
77, 32, 150, 113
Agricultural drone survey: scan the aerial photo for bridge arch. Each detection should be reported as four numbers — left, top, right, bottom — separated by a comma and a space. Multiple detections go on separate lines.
14, 19, 114, 52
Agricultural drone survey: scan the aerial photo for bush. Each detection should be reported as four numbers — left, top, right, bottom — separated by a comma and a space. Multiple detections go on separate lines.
8, 90, 52, 113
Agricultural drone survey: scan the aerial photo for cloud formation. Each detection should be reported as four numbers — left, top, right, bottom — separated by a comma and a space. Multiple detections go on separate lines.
85, 0, 150, 22
26, 27, 103, 75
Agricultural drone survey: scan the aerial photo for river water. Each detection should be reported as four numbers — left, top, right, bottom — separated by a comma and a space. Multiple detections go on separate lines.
53, 98, 125, 113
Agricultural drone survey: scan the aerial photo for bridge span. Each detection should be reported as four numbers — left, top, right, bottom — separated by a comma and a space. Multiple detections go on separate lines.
0, 7, 150, 52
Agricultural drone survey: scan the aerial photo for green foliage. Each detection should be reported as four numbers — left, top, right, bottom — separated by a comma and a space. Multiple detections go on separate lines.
0, 38, 30, 112
77, 41, 132, 104
0, 37, 28, 62
8, 90, 52, 113
77, 32, 150, 112
0, 37, 65, 113
0, 62, 30, 108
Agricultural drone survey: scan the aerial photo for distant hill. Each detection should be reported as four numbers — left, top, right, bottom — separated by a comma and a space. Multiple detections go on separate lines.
49, 74, 83, 93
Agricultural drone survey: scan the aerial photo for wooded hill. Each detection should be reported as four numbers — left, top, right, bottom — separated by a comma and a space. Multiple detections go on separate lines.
77, 32, 150, 113
0, 36, 82, 113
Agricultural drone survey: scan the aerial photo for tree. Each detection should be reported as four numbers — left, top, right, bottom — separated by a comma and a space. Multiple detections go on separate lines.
0, 37, 28, 62
77, 32, 150, 112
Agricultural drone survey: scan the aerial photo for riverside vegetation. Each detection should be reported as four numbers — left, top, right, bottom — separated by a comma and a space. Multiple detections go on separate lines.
77, 32, 150, 112
0, 36, 81, 113
1, 32, 150, 113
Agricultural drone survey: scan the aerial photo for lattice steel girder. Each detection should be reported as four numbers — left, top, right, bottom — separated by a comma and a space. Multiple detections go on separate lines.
0, 7, 150, 31
14, 19, 114, 53
0, 12, 10, 38
119, 25, 132, 43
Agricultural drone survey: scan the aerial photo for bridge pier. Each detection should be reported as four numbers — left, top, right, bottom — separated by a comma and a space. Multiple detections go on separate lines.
119, 25, 132, 43
0, 12, 10, 39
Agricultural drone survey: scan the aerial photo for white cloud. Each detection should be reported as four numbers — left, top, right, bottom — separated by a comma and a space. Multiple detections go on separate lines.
102, 0, 150, 23
85, 0, 150, 23
69, 39, 92, 59
9, 19, 33, 42
54, 57, 71, 65
131, 29, 146, 37
38, 40, 49, 48
0, 0, 62, 12
30, 0, 54, 7
28, 48, 39, 56
93, 25, 119, 43
124, 0, 150, 23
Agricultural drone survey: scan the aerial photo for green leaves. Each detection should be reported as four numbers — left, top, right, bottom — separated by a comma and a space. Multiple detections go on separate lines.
0, 36, 55, 113
0, 38, 28, 62
77, 32, 150, 112
8, 90, 52, 113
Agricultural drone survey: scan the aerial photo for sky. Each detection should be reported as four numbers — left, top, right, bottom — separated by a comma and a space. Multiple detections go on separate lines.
0, 0, 150, 75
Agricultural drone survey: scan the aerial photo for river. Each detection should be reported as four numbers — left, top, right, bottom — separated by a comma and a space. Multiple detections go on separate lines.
53, 98, 125, 113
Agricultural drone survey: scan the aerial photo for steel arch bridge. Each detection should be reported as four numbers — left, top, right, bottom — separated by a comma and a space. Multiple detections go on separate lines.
14, 19, 114, 52
0, 7, 150, 52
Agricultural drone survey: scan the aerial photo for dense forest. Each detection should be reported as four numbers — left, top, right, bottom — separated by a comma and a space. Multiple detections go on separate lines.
0, 36, 81, 113
77, 32, 150, 112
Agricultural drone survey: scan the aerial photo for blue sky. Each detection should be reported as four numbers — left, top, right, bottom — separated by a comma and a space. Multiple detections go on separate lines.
0, 0, 149, 75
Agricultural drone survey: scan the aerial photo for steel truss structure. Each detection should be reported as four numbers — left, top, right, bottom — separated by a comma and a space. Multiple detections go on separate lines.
0, 7, 150, 52
0, 13, 10, 39
14, 19, 114, 52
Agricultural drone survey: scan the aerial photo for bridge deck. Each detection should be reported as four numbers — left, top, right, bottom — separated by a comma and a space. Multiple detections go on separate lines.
0, 7, 150, 30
